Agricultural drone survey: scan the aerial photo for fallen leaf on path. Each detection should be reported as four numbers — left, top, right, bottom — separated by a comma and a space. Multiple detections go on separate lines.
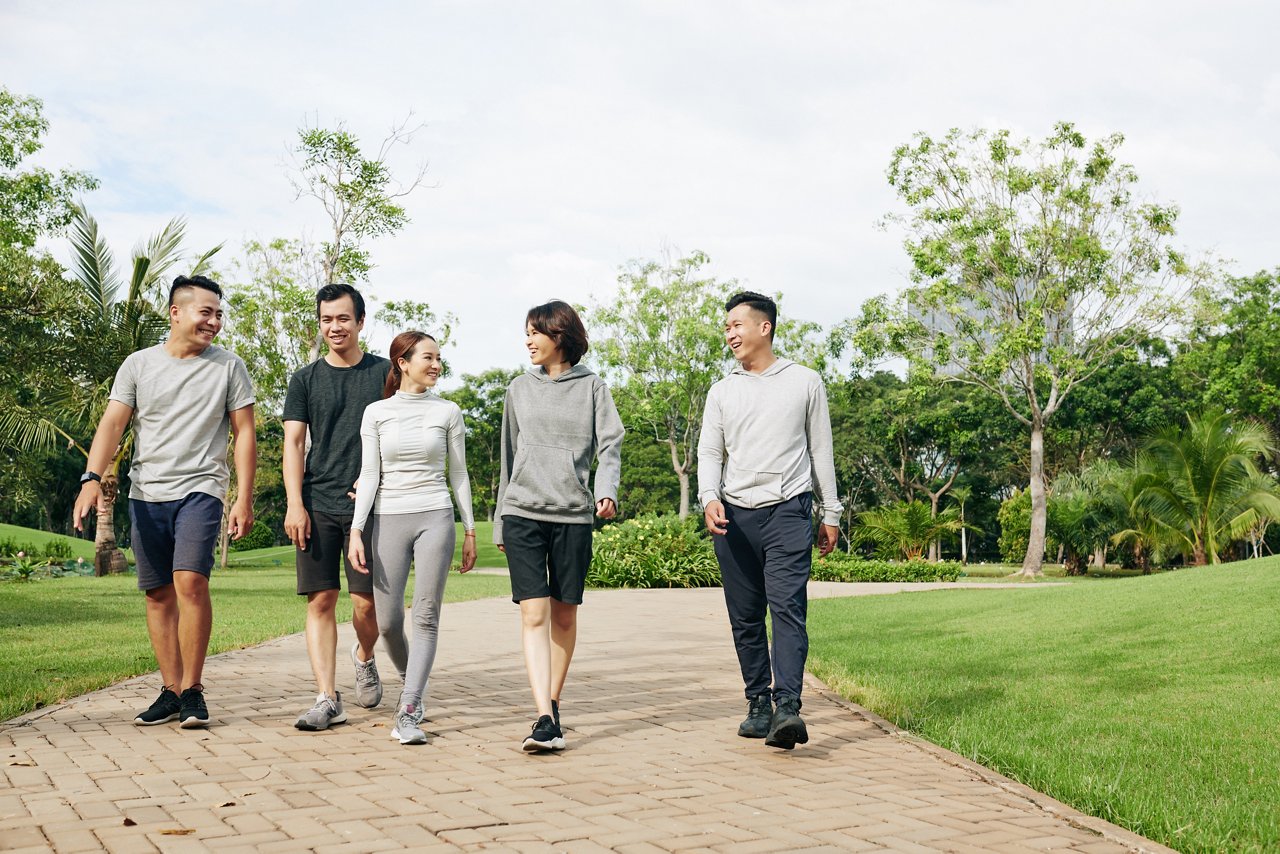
122, 818, 137, 827
7, 761, 35, 766
217, 801, 236, 807
158, 829, 195, 836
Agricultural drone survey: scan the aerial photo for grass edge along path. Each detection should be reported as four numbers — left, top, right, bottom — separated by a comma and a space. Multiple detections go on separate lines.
0, 566, 510, 724
806, 557, 1280, 854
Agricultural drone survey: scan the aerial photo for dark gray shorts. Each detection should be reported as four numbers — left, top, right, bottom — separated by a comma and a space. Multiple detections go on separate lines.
129, 493, 223, 591
502, 515, 592, 604
295, 510, 374, 596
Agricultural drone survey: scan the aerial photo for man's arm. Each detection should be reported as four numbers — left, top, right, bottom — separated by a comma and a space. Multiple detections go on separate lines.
228, 404, 257, 540
806, 379, 842, 556
282, 419, 310, 549
73, 400, 134, 531
696, 389, 728, 535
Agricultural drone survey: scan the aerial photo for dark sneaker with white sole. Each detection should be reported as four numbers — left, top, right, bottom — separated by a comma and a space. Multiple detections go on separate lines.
522, 714, 565, 752
764, 695, 808, 749
179, 687, 210, 729
295, 692, 348, 731
134, 688, 181, 726
738, 693, 773, 738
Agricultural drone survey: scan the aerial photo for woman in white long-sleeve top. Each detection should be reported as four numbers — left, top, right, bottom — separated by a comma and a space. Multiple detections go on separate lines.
348, 331, 477, 745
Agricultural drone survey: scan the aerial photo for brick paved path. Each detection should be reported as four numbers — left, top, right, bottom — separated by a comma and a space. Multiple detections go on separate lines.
1, 585, 1175, 853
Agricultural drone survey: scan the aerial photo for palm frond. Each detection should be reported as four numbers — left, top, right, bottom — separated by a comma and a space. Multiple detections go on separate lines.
68, 204, 121, 321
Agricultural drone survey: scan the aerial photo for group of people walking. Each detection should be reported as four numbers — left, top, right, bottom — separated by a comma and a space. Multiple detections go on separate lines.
72, 276, 841, 753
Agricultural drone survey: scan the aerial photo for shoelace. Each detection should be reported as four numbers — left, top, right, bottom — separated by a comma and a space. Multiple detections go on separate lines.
355, 661, 379, 688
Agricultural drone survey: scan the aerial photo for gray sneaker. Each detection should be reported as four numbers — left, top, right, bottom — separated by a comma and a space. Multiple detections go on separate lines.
350, 642, 383, 708
391, 703, 427, 745
294, 692, 347, 731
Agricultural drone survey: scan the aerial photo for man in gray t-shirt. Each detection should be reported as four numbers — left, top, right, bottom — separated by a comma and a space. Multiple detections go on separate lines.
75, 275, 257, 730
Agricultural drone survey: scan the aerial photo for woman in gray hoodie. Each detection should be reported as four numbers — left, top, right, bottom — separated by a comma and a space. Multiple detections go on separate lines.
495, 300, 625, 752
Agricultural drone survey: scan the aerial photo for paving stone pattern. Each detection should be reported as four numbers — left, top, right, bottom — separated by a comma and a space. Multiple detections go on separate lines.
0, 585, 1176, 853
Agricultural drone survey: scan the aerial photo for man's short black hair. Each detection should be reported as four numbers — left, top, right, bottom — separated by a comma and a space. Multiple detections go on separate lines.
315, 283, 366, 321
169, 274, 223, 306
725, 291, 777, 339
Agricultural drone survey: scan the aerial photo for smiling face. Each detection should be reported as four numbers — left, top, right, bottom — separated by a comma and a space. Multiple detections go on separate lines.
170, 287, 224, 349
318, 294, 364, 357
526, 323, 564, 368
397, 337, 442, 390
724, 303, 772, 364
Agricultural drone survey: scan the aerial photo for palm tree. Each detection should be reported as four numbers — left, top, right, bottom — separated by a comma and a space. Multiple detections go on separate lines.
0, 206, 219, 574
855, 500, 966, 561
1132, 410, 1280, 566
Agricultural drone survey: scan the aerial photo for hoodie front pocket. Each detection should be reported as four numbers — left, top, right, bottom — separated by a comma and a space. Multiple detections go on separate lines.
723, 465, 786, 507
507, 444, 593, 511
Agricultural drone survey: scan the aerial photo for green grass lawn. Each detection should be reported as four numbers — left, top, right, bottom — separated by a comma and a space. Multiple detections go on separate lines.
0, 565, 511, 723
807, 557, 1280, 854
957, 561, 1148, 582
227, 520, 507, 568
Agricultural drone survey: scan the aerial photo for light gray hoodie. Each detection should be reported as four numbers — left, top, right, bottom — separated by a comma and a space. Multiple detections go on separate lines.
697, 358, 843, 526
494, 364, 625, 545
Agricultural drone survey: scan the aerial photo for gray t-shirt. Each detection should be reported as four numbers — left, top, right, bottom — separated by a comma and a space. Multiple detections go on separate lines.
109, 344, 256, 503
282, 353, 389, 515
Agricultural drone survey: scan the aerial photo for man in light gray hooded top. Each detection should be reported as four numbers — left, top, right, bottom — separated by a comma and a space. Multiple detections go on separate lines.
698, 291, 842, 750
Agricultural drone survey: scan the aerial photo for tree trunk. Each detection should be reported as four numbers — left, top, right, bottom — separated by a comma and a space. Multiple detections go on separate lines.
928, 492, 940, 562
93, 475, 129, 576
960, 516, 967, 564
1020, 421, 1047, 577
668, 439, 690, 520
1091, 545, 1106, 569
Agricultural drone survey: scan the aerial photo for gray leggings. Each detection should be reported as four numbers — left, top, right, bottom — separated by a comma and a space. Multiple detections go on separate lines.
369, 508, 455, 710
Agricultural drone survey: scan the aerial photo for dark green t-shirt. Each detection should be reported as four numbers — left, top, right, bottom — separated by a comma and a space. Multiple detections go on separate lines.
283, 353, 390, 514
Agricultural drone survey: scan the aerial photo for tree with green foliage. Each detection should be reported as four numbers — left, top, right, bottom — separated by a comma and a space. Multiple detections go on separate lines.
1132, 410, 1280, 566
855, 122, 1209, 576
1174, 269, 1280, 437
289, 118, 428, 286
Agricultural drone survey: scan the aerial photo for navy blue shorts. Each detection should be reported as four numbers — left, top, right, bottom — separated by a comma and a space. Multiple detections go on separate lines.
129, 493, 223, 591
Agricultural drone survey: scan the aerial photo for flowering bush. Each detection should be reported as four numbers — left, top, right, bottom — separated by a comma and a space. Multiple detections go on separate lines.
589, 515, 721, 589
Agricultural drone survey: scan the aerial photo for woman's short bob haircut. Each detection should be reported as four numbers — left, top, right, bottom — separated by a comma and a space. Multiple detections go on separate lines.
527, 300, 589, 366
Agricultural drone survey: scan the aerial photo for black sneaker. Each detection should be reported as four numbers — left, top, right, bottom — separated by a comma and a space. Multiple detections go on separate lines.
179, 687, 209, 729
522, 714, 565, 752
738, 693, 772, 738
133, 688, 181, 726
765, 695, 808, 750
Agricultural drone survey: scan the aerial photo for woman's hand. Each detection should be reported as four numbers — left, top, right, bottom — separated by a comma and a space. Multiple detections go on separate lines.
348, 529, 370, 575
460, 532, 478, 573
596, 498, 617, 519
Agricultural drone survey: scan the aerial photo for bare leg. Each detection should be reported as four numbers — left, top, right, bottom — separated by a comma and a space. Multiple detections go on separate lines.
519, 597, 554, 717
549, 600, 578, 703
173, 571, 212, 691
305, 589, 339, 696
144, 584, 182, 689
350, 592, 378, 661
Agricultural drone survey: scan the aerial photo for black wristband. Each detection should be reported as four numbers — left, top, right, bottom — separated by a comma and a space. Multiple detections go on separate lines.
80, 471, 102, 485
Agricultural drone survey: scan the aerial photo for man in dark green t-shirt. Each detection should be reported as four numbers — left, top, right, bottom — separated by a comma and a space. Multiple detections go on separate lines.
283, 284, 390, 731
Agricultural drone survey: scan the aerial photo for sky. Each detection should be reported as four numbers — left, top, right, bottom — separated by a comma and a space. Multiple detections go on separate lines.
3, 1, 1279, 385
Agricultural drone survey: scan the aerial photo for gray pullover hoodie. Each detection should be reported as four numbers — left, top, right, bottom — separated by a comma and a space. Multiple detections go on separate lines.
697, 358, 843, 526
494, 364, 625, 545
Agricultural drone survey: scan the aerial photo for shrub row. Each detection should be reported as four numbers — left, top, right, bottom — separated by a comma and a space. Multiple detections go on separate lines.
0, 537, 74, 560
811, 551, 963, 583
587, 516, 964, 588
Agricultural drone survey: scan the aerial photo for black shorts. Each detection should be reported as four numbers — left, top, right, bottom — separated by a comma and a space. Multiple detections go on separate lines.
502, 515, 593, 605
130, 493, 223, 591
296, 510, 374, 596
